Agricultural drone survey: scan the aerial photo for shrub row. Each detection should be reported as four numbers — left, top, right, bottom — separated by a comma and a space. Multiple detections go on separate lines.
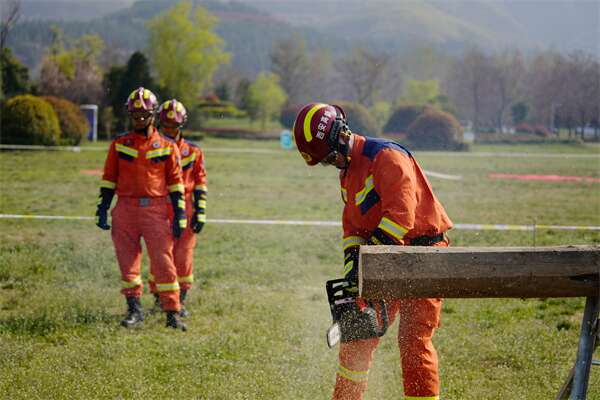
1, 95, 89, 145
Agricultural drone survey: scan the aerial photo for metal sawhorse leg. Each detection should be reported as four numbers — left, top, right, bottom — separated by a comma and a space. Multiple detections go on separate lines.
556, 296, 599, 400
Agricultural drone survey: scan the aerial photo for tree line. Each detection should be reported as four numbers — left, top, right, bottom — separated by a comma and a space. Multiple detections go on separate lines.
2, 0, 598, 140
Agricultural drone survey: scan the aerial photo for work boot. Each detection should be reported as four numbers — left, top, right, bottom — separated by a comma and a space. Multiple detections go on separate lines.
166, 310, 187, 331
179, 289, 189, 318
121, 297, 144, 328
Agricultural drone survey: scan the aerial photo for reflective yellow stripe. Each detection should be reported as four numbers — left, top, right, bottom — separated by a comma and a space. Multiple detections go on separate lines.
178, 218, 187, 228
197, 214, 206, 223
146, 147, 172, 159
156, 282, 179, 292
195, 185, 207, 191
178, 275, 194, 283
336, 364, 369, 382
341, 188, 347, 203
197, 200, 207, 209
378, 217, 409, 241
115, 143, 138, 158
121, 276, 142, 288
177, 199, 185, 209
181, 152, 197, 167
303, 103, 327, 143
405, 397, 439, 400
169, 183, 184, 193
355, 175, 374, 205
343, 236, 366, 251
100, 180, 116, 189
343, 260, 354, 276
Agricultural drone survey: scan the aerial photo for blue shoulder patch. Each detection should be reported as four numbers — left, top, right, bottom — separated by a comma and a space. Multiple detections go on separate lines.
362, 137, 412, 160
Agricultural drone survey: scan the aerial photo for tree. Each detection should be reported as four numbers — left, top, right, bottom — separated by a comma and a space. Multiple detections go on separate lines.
1, 47, 29, 99
399, 79, 440, 106
147, 1, 229, 109
214, 82, 230, 102
235, 78, 251, 111
490, 49, 525, 132
0, 0, 20, 50
337, 48, 389, 107
523, 50, 564, 134
511, 102, 529, 125
446, 48, 496, 133
104, 51, 157, 131
270, 33, 311, 105
39, 30, 105, 104
246, 72, 287, 130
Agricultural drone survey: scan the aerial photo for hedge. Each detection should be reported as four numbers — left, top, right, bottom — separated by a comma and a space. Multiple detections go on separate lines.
1, 95, 61, 145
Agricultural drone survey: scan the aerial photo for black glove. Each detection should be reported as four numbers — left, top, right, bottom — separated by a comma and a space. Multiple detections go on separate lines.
192, 189, 207, 234
192, 211, 205, 234
169, 191, 187, 239
367, 227, 396, 246
95, 188, 114, 230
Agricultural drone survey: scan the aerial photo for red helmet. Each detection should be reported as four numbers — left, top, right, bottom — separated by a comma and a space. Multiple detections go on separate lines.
158, 99, 188, 127
293, 103, 347, 165
126, 87, 158, 114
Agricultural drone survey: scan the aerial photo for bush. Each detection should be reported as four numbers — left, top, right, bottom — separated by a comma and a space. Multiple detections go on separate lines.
406, 109, 466, 150
383, 105, 433, 134
41, 96, 89, 145
515, 123, 550, 137
0, 95, 61, 145
334, 101, 379, 136
279, 104, 302, 129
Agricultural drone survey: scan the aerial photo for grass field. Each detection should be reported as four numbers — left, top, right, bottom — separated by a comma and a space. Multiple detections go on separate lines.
0, 138, 599, 399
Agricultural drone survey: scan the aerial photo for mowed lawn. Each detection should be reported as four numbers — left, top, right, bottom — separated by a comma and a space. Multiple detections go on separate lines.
0, 138, 599, 400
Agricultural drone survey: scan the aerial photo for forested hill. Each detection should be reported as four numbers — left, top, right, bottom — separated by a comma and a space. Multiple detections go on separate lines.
240, 0, 599, 56
9, 0, 599, 77
9, 0, 349, 76
20, 0, 133, 21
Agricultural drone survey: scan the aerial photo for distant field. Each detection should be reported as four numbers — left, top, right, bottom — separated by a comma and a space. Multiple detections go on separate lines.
0, 139, 599, 399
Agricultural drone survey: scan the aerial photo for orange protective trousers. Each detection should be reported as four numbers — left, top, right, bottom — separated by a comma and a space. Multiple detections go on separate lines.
332, 239, 447, 400
149, 196, 196, 293
111, 197, 180, 311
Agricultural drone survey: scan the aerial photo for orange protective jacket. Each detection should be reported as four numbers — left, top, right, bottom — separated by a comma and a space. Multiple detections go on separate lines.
100, 128, 184, 196
177, 137, 207, 196
340, 135, 452, 252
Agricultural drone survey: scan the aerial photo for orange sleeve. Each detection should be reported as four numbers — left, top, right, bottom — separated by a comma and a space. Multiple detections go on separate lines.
193, 148, 207, 190
100, 141, 118, 190
341, 173, 367, 260
166, 143, 184, 193
371, 149, 417, 244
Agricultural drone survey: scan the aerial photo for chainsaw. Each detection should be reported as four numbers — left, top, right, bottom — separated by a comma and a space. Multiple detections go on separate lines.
325, 278, 389, 348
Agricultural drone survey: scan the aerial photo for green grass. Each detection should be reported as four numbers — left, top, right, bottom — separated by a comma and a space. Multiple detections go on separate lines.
0, 140, 599, 399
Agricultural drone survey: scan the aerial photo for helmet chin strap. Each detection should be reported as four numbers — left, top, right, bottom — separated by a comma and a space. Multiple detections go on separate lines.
133, 118, 153, 135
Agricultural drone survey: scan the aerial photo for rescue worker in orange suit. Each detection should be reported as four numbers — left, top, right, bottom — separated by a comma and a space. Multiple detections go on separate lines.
95, 87, 188, 331
293, 103, 452, 400
150, 99, 207, 317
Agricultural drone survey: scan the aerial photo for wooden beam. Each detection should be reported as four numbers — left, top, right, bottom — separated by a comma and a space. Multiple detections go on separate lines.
359, 245, 600, 299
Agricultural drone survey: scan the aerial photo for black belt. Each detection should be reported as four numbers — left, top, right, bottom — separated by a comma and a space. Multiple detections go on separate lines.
408, 233, 445, 246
